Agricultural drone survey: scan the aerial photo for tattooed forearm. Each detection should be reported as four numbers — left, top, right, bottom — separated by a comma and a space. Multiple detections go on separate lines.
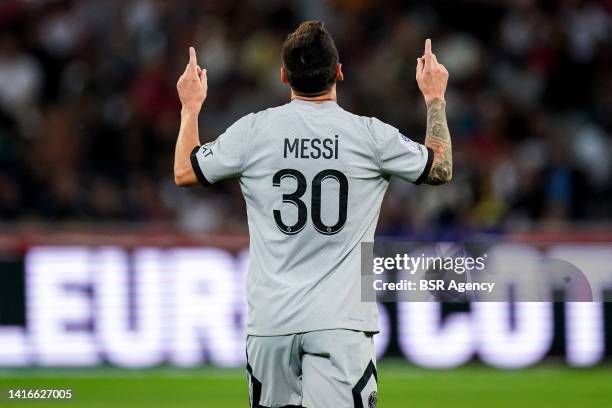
424, 98, 452, 185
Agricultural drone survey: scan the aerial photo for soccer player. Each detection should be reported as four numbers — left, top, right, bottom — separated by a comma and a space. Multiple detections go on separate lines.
174, 21, 451, 408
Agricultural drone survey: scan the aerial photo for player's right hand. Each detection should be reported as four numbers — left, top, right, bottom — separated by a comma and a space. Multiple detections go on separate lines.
177, 47, 207, 112
416, 39, 448, 105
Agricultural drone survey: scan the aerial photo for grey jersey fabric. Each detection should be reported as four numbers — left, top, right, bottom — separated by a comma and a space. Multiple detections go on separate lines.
191, 99, 432, 335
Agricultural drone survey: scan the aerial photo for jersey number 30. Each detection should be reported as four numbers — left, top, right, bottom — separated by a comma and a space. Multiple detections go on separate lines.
272, 169, 348, 235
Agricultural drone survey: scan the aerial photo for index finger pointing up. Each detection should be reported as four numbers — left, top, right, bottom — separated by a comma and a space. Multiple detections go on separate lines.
425, 38, 432, 55
189, 46, 197, 67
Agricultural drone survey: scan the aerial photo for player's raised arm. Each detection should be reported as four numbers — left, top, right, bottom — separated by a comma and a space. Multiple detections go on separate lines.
416, 39, 452, 185
174, 46, 208, 187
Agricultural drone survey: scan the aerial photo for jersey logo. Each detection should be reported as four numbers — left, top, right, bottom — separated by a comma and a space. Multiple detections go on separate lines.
400, 133, 412, 143
200, 142, 214, 158
368, 391, 378, 408
399, 133, 420, 152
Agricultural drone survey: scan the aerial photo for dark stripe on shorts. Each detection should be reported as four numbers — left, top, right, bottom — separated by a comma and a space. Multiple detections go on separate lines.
246, 361, 264, 408
352, 360, 378, 408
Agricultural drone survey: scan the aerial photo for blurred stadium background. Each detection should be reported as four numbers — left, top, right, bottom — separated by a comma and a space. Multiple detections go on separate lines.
1, 0, 612, 407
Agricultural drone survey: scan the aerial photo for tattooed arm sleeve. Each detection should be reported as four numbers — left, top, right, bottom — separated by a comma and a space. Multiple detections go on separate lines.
424, 98, 452, 185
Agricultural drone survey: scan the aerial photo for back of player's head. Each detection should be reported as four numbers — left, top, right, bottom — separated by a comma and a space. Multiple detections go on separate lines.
282, 21, 339, 96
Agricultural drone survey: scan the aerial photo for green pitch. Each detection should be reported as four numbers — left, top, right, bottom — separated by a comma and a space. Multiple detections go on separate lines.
1, 361, 611, 407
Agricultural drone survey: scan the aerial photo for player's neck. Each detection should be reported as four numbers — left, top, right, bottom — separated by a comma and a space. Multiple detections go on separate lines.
290, 87, 337, 103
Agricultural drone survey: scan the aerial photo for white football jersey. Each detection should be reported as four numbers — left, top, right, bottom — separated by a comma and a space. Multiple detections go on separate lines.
191, 99, 432, 335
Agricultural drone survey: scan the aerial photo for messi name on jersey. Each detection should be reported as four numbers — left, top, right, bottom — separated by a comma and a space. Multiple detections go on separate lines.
284, 135, 339, 159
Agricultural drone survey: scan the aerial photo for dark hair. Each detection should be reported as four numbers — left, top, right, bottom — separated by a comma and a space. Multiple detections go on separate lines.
282, 21, 339, 96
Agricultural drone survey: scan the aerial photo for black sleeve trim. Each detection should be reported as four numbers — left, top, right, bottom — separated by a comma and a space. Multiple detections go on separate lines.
414, 146, 434, 185
190, 146, 212, 186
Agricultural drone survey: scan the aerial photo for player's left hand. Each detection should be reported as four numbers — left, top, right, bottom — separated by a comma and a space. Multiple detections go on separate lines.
177, 47, 207, 112
416, 39, 448, 105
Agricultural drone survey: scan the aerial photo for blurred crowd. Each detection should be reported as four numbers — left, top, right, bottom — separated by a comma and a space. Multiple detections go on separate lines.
0, 0, 611, 235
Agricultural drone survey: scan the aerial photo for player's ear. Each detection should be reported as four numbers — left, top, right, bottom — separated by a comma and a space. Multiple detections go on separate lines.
280, 66, 289, 84
336, 63, 344, 81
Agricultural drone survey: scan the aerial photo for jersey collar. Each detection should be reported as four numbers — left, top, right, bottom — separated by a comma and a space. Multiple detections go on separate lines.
289, 99, 340, 110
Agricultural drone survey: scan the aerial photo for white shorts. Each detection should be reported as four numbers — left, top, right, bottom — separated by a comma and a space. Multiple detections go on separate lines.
246, 329, 378, 408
